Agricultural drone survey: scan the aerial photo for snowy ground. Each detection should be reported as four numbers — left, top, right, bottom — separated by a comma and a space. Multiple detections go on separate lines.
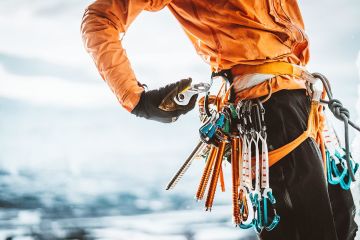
0, 0, 359, 239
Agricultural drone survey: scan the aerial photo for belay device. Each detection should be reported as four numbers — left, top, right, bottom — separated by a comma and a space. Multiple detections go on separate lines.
165, 70, 360, 233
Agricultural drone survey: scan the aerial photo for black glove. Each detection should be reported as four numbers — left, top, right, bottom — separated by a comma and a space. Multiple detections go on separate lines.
131, 78, 198, 123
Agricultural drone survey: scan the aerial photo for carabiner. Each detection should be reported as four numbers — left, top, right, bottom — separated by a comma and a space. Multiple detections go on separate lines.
326, 150, 347, 185
199, 112, 225, 144
326, 149, 359, 190
239, 187, 255, 229
261, 189, 280, 231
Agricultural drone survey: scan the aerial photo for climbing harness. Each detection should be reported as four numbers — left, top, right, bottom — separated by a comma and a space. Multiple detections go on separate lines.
165, 61, 360, 233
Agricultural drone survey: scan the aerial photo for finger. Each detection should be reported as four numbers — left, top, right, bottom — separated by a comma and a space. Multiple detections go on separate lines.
159, 78, 193, 112
159, 78, 191, 98
145, 100, 179, 123
188, 93, 198, 109
177, 78, 192, 93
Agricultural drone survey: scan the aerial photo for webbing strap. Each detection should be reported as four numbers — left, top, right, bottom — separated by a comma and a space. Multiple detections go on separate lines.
231, 62, 306, 79
268, 102, 320, 167
268, 132, 310, 167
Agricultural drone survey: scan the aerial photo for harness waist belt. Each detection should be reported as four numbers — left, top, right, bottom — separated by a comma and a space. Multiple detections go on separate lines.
231, 62, 308, 92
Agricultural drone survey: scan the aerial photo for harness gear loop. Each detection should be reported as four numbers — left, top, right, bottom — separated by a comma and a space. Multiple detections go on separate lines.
260, 80, 273, 104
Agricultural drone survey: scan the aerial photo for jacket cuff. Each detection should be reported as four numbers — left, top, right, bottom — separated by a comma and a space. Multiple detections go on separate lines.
119, 86, 144, 112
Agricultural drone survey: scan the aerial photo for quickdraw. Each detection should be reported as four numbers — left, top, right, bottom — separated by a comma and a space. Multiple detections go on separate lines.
236, 99, 280, 232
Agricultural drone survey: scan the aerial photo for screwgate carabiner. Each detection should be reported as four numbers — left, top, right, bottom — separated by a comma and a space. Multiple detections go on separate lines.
326, 149, 359, 190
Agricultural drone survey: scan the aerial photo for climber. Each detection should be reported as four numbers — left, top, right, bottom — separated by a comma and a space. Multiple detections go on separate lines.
81, 1, 358, 239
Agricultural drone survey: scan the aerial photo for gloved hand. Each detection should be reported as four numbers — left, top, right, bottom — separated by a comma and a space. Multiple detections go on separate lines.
131, 78, 198, 123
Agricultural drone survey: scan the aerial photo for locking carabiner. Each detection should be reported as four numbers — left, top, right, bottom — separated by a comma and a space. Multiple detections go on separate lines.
261, 189, 281, 231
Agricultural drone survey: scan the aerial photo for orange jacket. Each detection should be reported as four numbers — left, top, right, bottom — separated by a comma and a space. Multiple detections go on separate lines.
81, 0, 309, 112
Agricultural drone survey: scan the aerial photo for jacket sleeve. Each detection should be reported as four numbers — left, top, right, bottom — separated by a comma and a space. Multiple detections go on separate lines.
81, 0, 170, 112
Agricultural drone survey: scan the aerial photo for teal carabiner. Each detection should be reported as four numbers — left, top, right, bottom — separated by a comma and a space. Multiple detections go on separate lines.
239, 219, 254, 230
249, 192, 264, 233
253, 189, 280, 232
326, 149, 359, 190
333, 160, 358, 190
263, 191, 280, 231
326, 151, 347, 185
255, 197, 263, 233
239, 192, 259, 230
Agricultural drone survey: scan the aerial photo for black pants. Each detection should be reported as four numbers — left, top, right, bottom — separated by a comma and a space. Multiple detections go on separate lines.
258, 89, 358, 240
